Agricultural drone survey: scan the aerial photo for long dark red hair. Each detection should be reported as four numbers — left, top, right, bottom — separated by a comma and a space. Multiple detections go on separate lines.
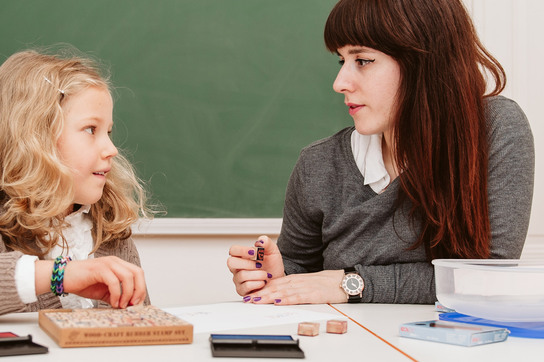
324, 0, 506, 259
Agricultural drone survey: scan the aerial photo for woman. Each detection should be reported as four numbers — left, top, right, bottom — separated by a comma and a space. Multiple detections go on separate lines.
227, 0, 534, 304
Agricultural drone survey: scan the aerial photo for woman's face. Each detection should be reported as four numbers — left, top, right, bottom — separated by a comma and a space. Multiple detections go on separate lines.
333, 45, 401, 141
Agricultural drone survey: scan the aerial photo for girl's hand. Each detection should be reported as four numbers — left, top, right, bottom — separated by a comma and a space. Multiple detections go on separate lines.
227, 235, 285, 296
244, 270, 347, 305
37, 256, 147, 309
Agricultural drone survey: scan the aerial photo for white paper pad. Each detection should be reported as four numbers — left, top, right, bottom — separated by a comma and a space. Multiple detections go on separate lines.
163, 302, 345, 334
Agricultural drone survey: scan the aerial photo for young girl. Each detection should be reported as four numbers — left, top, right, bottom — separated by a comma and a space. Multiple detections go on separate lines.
0, 48, 151, 315
228, 0, 534, 304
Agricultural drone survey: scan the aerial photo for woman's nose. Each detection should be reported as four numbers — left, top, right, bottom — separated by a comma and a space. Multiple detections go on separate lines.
332, 65, 354, 94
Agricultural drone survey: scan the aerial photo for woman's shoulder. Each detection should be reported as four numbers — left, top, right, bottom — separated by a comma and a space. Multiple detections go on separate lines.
485, 95, 532, 142
485, 95, 530, 131
290, 126, 360, 192
299, 126, 354, 157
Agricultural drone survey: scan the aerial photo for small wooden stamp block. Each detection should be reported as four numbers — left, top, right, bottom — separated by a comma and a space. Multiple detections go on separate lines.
297, 322, 320, 336
256, 247, 265, 261
326, 320, 348, 334
250, 247, 265, 261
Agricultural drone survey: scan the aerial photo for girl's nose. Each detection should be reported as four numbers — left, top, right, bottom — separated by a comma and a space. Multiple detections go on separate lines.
102, 137, 118, 159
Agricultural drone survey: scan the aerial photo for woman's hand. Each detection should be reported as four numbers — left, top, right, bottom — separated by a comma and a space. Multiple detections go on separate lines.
243, 270, 347, 305
227, 235, 285, 296
35, 256, 147, 309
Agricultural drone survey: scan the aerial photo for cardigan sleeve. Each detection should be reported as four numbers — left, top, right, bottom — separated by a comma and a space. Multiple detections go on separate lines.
485, 96, 534, 259
0, 240, 62, 315
1, 235, 149, 315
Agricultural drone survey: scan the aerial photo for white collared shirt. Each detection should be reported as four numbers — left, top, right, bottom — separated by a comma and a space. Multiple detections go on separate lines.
14, 205, 95, 308
350, 130, 391, 194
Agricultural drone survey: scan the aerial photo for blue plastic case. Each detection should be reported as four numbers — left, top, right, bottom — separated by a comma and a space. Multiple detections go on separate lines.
399, 320, 509, 347
439, 312, 544, 339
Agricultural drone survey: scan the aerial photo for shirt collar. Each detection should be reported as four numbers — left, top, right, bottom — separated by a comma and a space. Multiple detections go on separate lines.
350, 130, 391, 193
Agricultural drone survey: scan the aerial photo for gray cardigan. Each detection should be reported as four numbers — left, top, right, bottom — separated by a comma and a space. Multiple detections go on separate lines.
0, 237, 150, 315
277, 96, 534, 304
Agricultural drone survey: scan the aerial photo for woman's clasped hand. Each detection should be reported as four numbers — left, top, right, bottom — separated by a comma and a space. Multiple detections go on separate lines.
228, 236, 347, 305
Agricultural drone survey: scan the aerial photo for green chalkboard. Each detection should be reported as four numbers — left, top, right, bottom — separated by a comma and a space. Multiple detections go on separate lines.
1, 0, 351, 217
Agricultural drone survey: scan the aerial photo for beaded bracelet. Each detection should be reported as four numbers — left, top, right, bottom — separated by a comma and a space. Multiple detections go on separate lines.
50, 256, 72, 297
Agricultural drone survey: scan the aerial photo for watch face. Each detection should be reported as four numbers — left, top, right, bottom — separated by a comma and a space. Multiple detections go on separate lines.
342, 273, 364, 295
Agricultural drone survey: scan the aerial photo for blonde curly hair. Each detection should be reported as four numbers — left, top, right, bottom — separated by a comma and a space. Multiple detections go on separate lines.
0, 48, 151, 257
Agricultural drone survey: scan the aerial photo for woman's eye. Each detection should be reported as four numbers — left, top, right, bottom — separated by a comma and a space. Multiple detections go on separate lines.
338, 58, 375, 67
356, 59, 375, 66
84, 127, 96, 135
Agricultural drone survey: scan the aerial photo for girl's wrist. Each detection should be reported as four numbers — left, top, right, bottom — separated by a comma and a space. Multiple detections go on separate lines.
50, 256, 72, 296
34, 260, 55, 295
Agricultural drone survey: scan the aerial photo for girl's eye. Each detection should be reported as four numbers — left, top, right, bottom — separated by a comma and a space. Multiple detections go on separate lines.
338, 59, 345, 66
84, 126, 96, 135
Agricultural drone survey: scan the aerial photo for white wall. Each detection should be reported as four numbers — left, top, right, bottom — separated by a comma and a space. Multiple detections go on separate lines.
132, 220, 280, 307
462, 0, 544, 257
134, 234, 272, 308
135, 1, 544, 307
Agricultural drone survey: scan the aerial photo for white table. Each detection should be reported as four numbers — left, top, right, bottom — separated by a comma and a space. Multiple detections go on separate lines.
2, 303, 543, 361
333, 303, 544, 362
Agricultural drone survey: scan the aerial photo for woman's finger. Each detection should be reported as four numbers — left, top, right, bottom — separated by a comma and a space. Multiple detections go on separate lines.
237, 280, 267, 296
232, 269, 269, 285
227, 256, 264, 273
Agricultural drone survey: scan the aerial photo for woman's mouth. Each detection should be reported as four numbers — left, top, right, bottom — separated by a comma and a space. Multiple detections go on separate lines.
347, 103, 364, 116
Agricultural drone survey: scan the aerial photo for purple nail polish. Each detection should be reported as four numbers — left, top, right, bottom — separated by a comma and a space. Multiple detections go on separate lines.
243, 296, 251, 302
267, 273, 272, 278
253, 297, 262, 302
258, 239, 264, 244
248, 249, 255, 256
275, 299, 282, 303
256, 262, 262, 268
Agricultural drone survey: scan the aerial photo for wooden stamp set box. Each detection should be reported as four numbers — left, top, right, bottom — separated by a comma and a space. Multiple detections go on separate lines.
38, 306, 193, 348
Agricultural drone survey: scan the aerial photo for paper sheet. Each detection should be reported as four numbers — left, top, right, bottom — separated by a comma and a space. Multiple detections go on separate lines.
163, 302, 345, 334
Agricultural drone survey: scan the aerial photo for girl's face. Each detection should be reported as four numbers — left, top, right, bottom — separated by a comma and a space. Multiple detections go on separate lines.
57, 86, 118, 209
333, 45, 401, 143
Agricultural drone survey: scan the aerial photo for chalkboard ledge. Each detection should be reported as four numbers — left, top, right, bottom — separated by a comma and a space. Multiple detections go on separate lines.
132, 218, 282, 236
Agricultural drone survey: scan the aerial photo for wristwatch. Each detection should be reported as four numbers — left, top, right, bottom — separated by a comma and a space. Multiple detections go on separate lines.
341, 267, 364, 303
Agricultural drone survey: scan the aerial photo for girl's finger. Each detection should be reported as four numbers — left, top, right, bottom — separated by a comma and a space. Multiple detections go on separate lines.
97, 269, 124, 308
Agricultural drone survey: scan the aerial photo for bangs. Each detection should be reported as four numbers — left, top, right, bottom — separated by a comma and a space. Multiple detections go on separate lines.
324, 0, 381, 53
